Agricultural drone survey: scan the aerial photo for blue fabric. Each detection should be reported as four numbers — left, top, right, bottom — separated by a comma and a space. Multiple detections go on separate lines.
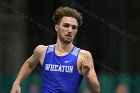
41, 44, 83, 93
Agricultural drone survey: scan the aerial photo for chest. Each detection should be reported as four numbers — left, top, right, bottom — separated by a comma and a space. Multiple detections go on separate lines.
40, 45, 83, 75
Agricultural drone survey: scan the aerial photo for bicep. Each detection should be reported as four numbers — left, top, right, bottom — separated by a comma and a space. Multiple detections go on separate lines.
26, 55, 39, 68
26, 46, 41, 68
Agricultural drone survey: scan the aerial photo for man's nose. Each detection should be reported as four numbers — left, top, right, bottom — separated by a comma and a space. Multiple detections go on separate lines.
67, 26, 72, 32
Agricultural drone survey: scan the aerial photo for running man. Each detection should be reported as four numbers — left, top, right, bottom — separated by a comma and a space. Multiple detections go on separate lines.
11, 7, 100, 93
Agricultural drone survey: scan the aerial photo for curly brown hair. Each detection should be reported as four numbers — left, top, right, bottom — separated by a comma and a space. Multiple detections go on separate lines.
52, 7, 83, 26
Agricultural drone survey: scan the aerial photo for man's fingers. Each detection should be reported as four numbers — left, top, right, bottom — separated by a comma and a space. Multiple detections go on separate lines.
10, 86, 21, 93
82, 57, 89, 66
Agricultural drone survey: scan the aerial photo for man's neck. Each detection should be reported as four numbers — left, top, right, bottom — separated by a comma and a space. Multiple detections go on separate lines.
56, 40, 74, 53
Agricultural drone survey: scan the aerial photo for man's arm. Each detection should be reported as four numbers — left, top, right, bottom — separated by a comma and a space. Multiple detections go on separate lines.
11, 45, 43, 93
81, 50, 100, 93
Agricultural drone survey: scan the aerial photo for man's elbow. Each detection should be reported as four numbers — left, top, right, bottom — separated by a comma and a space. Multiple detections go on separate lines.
88, 81, 100, 93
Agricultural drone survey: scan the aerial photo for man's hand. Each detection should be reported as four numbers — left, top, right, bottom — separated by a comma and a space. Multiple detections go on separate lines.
82, 55, 92, 77
10, 82, 21, 93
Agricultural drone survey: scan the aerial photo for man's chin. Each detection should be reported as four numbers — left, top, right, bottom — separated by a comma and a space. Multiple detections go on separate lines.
63, 40, 73, 44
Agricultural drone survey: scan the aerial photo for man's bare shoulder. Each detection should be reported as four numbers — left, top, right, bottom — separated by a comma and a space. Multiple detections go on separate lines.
78, 49, 93, 64
34, 45, 48, 55
79, 49, 92, 57
35, 45, 48, 50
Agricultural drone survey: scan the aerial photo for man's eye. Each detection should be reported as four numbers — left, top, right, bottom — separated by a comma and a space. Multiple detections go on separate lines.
72, 26, 77, 30
63, 24, 78, 30
63, 25, 70, 28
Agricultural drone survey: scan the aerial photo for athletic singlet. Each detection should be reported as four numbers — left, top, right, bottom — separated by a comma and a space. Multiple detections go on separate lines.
41, 44, 83, 93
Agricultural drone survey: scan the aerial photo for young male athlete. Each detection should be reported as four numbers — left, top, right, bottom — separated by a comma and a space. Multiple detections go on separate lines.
11, 7, 100, 93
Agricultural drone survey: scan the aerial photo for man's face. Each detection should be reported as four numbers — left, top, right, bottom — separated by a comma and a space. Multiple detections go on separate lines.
55, 16, 78, 43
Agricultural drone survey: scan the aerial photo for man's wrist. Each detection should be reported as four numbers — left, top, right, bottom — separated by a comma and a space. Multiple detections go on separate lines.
13, 81, 20, 86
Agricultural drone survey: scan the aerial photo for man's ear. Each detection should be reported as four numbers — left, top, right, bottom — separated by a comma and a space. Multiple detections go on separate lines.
55, 24, 59, 32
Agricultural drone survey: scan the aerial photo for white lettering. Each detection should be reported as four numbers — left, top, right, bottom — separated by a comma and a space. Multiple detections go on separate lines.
65, 66, 69, 73
45, 64, 73, 73
69, 66, 73, 73
54, 65, 58, 71
61, 65, 65, 72
45, 64, 51, 70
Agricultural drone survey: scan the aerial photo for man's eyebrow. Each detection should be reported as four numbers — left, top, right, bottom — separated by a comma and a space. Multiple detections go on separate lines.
63, 23, 78, 27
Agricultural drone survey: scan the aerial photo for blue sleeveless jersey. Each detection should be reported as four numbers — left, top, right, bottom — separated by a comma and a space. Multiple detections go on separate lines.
41, 44, 83, 93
